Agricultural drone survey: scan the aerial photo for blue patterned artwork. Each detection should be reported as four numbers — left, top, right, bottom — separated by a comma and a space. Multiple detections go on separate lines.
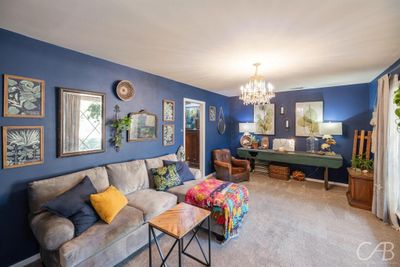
4, 74, 45, 117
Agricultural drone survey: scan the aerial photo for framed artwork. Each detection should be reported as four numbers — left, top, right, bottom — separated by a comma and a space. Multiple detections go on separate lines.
3, 74, 45, 118
209, 106, 216, 121
163, 124, 175, 146
254, 104, 275, 135
58, 88, 106, 157
295, 101, 324, 137
163, 99, 175, 122
3, 126, 44, 169
128, 110, 157, 142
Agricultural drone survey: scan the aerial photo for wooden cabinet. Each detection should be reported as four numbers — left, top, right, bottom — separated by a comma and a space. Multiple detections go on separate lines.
346, 168, 373, 210
185, 129, 199, 168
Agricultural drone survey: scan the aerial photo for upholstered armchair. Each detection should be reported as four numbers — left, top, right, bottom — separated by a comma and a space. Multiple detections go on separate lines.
212, 149, 250, 182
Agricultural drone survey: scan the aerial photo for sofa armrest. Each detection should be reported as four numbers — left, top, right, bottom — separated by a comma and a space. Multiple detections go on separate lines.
189, 167, 202, 180
31, 212, 75, 251
232, 158, 250, 170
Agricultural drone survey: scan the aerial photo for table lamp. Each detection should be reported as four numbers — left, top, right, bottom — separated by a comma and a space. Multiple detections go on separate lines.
319, 122, 342, 155
239, 122, 255, 148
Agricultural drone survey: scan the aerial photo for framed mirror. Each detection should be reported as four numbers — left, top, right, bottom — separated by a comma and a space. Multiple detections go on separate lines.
128, 110, 157, 142
58, 88, 106, 157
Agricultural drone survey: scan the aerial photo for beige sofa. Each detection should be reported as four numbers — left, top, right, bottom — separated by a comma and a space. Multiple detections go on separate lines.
28, 153, 222, 267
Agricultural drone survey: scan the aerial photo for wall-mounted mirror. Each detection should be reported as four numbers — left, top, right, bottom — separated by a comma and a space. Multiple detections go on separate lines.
58, 88, 106, 157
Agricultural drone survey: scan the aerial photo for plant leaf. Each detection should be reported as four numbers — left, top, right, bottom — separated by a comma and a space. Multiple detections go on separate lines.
8, 106, 20, 114
23, 101, 37, 110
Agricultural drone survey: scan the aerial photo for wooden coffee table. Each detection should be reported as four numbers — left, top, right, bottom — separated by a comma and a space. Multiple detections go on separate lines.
148, 202, 212, 267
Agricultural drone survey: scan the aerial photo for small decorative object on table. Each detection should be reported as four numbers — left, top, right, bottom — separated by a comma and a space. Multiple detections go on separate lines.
272, 138, 295, 152
110, 105, 131, 151
239, 122, 255, 148
319, 122, 343, 155
115, 80, 135, 101
292, 170, 305, 181
250, 135, 259, 149
260, 136, 269, 149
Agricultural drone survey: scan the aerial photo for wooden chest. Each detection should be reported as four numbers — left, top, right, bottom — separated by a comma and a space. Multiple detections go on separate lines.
268, 164, 290, 180
346, 168, 373, 210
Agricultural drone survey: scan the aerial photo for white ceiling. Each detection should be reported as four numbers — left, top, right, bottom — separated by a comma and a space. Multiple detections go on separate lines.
1, 0, 400, 96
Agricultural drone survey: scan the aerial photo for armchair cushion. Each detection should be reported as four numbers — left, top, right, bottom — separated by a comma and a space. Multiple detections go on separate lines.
30, 212, 75, 250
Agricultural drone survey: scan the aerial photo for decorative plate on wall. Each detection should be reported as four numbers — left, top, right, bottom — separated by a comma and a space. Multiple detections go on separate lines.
116, 80, 135, 101
217, 107, 226, 135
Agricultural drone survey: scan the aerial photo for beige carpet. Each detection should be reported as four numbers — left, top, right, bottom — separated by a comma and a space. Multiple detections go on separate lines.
119, 173, 400, 267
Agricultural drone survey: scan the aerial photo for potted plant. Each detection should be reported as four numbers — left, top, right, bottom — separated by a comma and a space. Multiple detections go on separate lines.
250, 135, 259, 149
352, 154, 374, 173
394, 86, 400, 131
351, 155, 362, 172
110, 105, 132, 151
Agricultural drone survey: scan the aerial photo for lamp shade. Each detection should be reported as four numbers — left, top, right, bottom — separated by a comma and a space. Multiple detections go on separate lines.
239, 122, 255, 133
319, 122, 343, 135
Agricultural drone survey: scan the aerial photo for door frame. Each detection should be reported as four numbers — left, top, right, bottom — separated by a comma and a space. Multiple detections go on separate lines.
183, 98, 206, 177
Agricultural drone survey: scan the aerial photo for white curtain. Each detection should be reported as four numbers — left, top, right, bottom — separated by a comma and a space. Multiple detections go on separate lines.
372, 74, 400, 230
387, 74, 400, 229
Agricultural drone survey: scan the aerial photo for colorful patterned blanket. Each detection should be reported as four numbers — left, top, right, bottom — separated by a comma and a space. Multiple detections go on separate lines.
185, 178, 249, 241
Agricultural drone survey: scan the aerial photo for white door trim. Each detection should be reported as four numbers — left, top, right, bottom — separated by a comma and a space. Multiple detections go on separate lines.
183, 98, 206, 177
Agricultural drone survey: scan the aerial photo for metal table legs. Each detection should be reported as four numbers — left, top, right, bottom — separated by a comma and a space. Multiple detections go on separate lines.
149, 216, 211, 267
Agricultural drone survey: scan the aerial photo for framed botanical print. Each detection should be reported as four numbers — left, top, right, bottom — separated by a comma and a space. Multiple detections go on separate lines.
3, 74, 45, 118
163, 99, 175, 122
128, 110, 157, 142
209, 106, 216, 121
254, 103, 275, 135
3, 126, 44, 169
163, 124, 175, 146
295, 101, 324, 137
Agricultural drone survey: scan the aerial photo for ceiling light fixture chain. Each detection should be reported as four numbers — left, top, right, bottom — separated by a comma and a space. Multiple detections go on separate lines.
239, 63, 275, 105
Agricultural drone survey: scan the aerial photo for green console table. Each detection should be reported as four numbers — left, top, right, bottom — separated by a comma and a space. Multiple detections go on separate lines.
237, 147, 343, 190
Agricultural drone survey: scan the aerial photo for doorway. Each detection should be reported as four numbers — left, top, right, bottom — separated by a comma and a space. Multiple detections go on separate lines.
183, 98, 205, 176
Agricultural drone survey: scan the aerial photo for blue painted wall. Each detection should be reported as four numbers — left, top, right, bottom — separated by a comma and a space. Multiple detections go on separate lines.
369, 58, 400, 110
229, 84, 372, 183
0, 29, 231, 266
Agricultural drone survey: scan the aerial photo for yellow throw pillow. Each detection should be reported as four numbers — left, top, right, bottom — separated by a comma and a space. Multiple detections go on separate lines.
90, 186, 128, 224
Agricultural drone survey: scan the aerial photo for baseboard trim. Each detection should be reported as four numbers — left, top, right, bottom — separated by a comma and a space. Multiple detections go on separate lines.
10, 253, 40, 267
304, 177, 348, 187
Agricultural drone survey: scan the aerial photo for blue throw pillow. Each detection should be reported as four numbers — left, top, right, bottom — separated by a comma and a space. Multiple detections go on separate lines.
69, 203, 99, 236
163, 160, 195, 182
42, 176, 97, 218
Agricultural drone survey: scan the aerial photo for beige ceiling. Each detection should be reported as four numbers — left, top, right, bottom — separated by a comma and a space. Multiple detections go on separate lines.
1, 0, 400, 96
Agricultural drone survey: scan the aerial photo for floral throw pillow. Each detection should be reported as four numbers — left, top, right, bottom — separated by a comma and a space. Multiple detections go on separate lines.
151, 164, 183, 191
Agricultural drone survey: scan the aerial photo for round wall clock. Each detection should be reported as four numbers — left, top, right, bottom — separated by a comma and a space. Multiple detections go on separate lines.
116, 80, 135, 101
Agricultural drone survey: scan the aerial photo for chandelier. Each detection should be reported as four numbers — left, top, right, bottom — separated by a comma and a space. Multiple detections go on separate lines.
239, 63, 275, 105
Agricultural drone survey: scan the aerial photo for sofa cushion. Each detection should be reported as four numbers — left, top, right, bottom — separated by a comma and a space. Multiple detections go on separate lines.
167, 178, 206, 202
59, 206, 144, 266
42, 176, 97, 218
30, 212, 75, 251
126, 189, 177, 221
106, 159, 148, 194
145, 154, 178, 188
29, 167, 109, 214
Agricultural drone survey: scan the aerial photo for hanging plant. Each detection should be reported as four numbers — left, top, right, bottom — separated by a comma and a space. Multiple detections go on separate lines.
110, 105, 131, 151
394, 86, 400, 131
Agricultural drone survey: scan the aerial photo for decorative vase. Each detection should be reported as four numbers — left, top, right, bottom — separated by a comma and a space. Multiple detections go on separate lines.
251, 142, 258, 149
306, 134, 319, 153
